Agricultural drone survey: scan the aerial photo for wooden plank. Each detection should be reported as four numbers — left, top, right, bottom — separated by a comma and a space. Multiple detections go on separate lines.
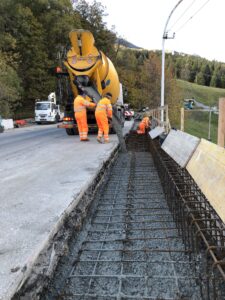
180, 107, 184, 131
217, 98, 225, 147
149, 126, 165, 139
161, 129, 200, 168
187, 139, 225, 223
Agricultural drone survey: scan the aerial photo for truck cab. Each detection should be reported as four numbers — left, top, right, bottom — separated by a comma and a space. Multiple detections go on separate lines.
35, 93, 63, 124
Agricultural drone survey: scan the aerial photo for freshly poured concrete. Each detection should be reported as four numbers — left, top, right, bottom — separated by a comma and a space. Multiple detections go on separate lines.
0, 122, 132, 300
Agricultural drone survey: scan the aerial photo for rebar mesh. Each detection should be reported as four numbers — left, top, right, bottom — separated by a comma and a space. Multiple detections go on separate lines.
51, 134, 202, 299
150, 136, 225, 300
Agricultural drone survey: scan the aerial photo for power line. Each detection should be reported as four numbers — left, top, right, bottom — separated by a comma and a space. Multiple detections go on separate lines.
174, 0, 211, 34
168, 0, 197, 32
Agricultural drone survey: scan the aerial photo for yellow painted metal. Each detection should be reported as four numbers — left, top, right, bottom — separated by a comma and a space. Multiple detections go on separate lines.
102, 58, 120, 104
68, 31, 80, 56
64, 30, 120, 104
187, 139, 225, 222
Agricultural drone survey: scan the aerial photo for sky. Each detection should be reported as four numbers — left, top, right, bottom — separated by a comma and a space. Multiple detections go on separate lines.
85, 0, 225, 62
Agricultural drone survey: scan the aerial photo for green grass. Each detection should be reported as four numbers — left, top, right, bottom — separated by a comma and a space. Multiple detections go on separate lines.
177, 79, 225, 106
184, 110, 218, 143
175, 79, 223, 143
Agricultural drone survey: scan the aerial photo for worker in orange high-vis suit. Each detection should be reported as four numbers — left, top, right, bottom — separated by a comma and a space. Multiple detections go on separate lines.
74, 92, 96, 141
95, 92, 113, 143
137, 115, 150, 134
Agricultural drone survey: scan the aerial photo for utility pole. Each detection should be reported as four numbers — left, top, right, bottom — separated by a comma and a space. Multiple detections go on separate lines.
161, 0, 184, 122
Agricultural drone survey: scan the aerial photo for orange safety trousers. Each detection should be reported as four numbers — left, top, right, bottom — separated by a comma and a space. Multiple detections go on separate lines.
74, 111, 88, 140
74, 95, 96, 141
95, 112, 109, 142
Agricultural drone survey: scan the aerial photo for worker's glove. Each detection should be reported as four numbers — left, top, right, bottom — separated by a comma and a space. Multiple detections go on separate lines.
108, 117, 112, 122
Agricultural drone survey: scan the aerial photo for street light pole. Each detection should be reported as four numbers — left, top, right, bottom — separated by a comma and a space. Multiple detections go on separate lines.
161, 0, 184, 122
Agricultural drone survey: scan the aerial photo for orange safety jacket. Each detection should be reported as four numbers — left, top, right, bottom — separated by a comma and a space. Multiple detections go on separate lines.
95, 97, 113, 118
74, 95, 95, 114
137, 116, 150, 134
142, 117, 150, 128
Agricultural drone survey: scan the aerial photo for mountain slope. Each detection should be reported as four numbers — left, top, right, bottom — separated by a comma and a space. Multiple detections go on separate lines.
117, 38, 142, 49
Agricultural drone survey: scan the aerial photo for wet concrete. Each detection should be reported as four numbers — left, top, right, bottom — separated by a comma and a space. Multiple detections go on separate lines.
40, 134, 202, 300
0, 121, 133, 300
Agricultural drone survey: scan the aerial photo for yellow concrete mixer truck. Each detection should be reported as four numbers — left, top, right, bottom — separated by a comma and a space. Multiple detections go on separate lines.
56, 30, 124, 135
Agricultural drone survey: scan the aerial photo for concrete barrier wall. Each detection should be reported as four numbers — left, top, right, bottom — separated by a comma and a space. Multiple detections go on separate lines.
2, 119, 14, 129
187, 139, 225, 223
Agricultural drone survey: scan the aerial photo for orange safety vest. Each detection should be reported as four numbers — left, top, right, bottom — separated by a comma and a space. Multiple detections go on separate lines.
137, 116, 150, 134
95, 97, 112, 118
74, 95, 95, 113
142, 117, 150, 128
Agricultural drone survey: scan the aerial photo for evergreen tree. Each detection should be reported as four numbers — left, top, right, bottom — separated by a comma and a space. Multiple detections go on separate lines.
210, 69, 220, 87
195, 71, 205, 85
202, 64, 211, 86
220, 66, 225, 88
189, 61, 198, 83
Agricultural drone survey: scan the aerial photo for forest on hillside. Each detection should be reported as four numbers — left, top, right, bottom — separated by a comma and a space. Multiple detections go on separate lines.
1, 0, 225, 124
164, 51, 225, 88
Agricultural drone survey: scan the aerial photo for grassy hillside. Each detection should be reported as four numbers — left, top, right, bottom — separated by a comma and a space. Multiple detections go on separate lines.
177, 79, 225, 106
184, 110, 218, 143
175, 80, 222, 143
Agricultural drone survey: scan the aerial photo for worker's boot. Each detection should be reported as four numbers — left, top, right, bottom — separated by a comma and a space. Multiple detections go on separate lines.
97, 137, 103, 143
104, 140, 110, 143
82, 138, 89, 141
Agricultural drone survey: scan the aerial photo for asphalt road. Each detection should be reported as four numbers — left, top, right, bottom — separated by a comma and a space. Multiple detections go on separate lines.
0, 122, 129, 300
0, 124, 64, 157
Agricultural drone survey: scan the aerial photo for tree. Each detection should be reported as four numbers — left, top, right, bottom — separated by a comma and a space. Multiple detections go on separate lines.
75, 0, 116, 59
15, 4, 53, 100
0, 53, 23, 117
141, 52, 161, 108
0, 0, 83, 104
195, 71, 205, 85
116, 48, 181, 127
202, 64, 211, 86
210, 69, 220, 87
